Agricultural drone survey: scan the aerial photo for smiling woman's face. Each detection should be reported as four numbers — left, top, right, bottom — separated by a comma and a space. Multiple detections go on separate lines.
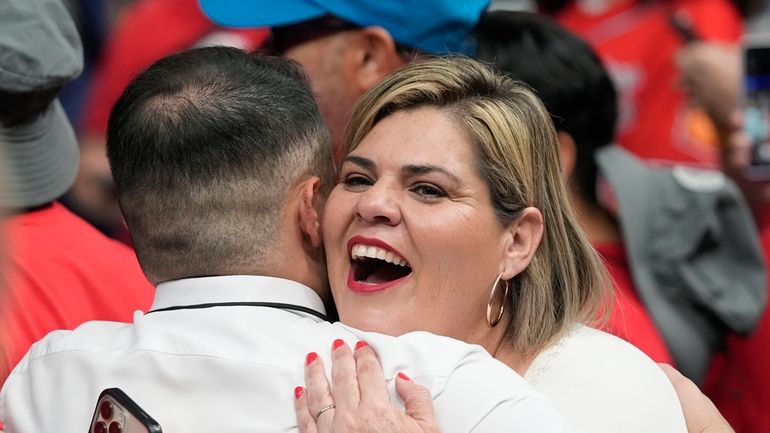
323, 106, 512, 342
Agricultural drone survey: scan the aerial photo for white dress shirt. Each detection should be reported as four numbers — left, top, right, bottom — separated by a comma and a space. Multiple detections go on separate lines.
1, 275, 575, 433
526, 325, 688, 433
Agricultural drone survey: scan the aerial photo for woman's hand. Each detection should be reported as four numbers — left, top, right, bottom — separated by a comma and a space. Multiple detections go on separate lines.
294, 339, 440, 433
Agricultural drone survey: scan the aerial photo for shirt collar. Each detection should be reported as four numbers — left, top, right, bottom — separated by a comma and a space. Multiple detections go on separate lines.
152, 275, 327, 318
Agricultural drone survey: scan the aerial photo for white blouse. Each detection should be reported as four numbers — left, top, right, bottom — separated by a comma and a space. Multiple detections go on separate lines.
525, 324, 688, 433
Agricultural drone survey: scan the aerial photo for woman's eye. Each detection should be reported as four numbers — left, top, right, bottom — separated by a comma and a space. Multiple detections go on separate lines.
342, 174, 372, 188
411, 184, 446, 199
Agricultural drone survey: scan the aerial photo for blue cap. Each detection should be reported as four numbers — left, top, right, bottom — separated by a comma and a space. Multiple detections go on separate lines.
199, 0, 489, 55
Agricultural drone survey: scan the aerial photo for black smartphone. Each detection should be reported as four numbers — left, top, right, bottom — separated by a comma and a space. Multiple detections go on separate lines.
88, 388, 162, 433
743, 33, 770, 180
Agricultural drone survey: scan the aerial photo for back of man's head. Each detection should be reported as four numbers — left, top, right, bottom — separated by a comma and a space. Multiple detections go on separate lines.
107, 47, 333, 284
476, 11, 617, 205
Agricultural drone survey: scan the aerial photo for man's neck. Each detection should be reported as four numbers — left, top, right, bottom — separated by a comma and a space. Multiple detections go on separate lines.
254, 241, 330, 307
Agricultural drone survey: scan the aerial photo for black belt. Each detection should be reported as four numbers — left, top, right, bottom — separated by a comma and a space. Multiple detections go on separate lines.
147, 301, 330, 322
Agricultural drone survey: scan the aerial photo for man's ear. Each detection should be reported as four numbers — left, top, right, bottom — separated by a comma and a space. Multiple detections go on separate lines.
353, 26, 408, 92
500, 207, 544, 280
557, 130, 577, 180
298, 176, 323, 248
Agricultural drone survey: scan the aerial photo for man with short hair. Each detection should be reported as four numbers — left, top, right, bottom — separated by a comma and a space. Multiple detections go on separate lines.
107, 48, 334, 290
200, 0, 489, 160
0, 46, 575, 433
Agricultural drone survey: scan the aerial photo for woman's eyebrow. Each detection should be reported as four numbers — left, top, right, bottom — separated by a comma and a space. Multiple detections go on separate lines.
342, 156, 461, 184
342, 155, 376, 171
403, 164, 460, 183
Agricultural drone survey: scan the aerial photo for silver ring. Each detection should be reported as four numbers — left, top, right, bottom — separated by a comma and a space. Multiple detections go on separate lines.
316, 404, 336, 419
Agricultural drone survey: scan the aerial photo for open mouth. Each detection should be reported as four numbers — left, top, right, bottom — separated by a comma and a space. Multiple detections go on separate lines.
349, 243, 412, 288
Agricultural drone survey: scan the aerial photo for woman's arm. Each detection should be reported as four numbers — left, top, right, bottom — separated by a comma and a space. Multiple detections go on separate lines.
659, 364, 735, 433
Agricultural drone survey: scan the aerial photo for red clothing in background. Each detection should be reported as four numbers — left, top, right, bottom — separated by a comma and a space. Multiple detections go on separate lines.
702, 220, 770, 433
552, 0, 742, 167
594, 242, 674, 364
704, 316, 770, 433
0, 203, 154, 385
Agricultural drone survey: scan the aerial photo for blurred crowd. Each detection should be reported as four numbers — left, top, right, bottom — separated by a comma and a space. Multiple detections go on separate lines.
1, 0, 770, 432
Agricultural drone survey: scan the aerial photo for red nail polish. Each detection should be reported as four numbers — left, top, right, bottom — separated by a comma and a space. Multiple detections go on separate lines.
305, 352, 318, 366
354, 341, 368, 350
332, 339, 345, 351
397, 372, 411, 382
294, 386, 304, 400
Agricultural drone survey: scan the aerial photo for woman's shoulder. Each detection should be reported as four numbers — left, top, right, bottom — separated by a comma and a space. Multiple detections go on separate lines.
552, 324, 662, 364
526, 325, 655, 375
525, 324, 687, 433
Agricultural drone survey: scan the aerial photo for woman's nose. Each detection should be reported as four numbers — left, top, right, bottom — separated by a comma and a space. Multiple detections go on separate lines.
355, 181, 402, 226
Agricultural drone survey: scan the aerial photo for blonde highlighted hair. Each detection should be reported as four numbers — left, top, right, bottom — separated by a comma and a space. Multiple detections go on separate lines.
344, 56, 610, 355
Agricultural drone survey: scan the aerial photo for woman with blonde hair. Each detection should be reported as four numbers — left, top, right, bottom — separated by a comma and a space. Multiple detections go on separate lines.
295, 55, 688, 433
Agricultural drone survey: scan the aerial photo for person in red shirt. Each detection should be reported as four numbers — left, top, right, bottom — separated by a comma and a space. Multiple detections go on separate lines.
0, 204, 153, 382
0, 0, 153, 392
678, 35, 770, 433
477, 12, 766, 385
476, 10, 674, 364
540, 0, 743, 167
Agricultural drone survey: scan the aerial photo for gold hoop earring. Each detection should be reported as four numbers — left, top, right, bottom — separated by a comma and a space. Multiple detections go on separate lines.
486, 272, 510, 327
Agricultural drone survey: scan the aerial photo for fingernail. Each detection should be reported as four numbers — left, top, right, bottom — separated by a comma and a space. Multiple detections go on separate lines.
397, 372, 412, 382
305, 352, 318, 366
354, 341, 368, 351
332, 339, 345, 351
294, 386, 304, 400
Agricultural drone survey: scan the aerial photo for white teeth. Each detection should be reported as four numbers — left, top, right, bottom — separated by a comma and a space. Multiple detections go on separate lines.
351, 244, 409, 267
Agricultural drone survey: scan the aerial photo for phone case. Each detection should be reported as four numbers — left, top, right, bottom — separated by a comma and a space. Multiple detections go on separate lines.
88, 388, 162, 433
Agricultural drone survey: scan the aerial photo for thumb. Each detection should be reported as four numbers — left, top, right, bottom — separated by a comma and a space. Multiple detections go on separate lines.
395, 372, 439, 433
